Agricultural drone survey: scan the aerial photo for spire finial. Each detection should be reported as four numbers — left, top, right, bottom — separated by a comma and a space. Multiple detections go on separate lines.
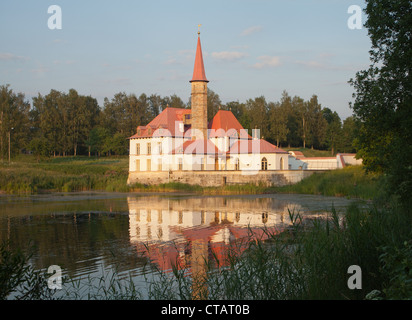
190, 25, 208, 83
197, 24, 201, 36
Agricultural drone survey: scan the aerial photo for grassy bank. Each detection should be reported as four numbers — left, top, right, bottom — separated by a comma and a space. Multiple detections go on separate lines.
1, 156, 381, 200
0, 155, 130, 193
277, 165, 383, 200
131, 165, 382, 200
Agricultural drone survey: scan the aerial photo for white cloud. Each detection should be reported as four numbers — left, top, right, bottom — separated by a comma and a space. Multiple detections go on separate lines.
253, 56, 281, 69
31, 65, 49, 75
104, 77, 132, 86
294, 60, 355, 71
241, 25, 263, 36
0, 53, 29, 62
295, 60, 325, 68
211, 51, 249, 61
163, 49, 195, 65
164, 58, 180, 65
53, 60, 76, 65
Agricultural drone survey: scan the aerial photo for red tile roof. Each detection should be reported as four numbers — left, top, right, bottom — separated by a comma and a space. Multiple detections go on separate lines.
135, 224, 285, 272
208, 110, 251, 138
228, 139, 288, 154
190, 35, 208, 83
129, 107, 191, 139
172, 139, 222, 155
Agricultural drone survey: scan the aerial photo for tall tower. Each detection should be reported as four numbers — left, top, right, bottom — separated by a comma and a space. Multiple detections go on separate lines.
190, 27, 208, 140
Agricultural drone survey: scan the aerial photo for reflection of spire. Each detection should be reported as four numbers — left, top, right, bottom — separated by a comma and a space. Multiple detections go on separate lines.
191, 239, 208, 300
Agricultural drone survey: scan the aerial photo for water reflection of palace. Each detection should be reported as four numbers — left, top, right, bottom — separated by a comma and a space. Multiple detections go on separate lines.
127, 196, 302, 274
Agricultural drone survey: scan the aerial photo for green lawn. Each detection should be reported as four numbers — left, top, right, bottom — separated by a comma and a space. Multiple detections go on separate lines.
0, 155, 130, 193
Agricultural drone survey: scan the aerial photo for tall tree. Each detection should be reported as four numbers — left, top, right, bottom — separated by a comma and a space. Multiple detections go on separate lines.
148, 94, 162, 116
162, 94, 186, 110
323, 107, 342, 155
268, 101, 289, 147
207, 88, 222, 122
341, 116, 360, 153
349, 0, 412, 207
0, 85, 30, 161
32, 89, 100, 156
32, 90, 62, 156
306, 95, 327, 150
292, 95, 307, 148
101, 92, 152, 137
245, 96, 269, 139
280, 91, 300, 147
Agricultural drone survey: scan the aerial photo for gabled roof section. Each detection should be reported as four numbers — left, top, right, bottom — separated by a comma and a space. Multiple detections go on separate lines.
208, 110, 252, 139
228, 139, 288, 154
128, 107, 191, 139
171, 139, 222, 155
190, 35, 208, 83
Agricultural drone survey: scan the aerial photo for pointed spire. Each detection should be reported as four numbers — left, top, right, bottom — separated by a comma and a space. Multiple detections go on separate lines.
190, 28, 208, 83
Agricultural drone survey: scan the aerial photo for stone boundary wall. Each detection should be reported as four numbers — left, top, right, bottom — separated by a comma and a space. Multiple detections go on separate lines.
127, 170, 325, 187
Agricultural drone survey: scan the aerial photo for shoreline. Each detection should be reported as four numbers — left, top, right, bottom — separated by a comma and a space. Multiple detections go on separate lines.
0, 180, 374, 201
0, 156, 380, 200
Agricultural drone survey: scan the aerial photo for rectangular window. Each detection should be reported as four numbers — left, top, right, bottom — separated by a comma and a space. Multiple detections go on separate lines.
147, 159, 151, 171
147, 143, 151, 155
136, 143, 140, 155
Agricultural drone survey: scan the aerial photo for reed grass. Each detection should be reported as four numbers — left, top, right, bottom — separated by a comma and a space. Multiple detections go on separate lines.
277, 165, 383, 200
140, 202, 411, 300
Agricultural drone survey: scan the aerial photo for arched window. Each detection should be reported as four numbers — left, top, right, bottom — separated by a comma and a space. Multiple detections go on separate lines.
280, 157, 284, 170
261, 157, 268, 171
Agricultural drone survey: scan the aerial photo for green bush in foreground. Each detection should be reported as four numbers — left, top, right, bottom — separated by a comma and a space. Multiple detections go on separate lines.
0, 242, 57, 300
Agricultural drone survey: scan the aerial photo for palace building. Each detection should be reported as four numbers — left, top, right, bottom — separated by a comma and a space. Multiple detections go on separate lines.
127, 30, 289, 185
127, 30, 360, 187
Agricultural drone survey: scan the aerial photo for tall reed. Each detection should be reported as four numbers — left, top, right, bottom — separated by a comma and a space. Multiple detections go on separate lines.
141, 202, 412, 300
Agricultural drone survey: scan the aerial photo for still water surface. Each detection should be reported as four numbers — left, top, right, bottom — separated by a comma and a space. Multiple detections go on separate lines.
0, 192, 362, 298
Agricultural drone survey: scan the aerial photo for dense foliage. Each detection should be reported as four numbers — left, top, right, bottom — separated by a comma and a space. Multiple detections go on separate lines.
0, 84, 358, 161
349, 0, 412, 209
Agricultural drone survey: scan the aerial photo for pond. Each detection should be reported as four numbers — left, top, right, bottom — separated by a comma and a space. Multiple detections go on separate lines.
0, 192, 363, 299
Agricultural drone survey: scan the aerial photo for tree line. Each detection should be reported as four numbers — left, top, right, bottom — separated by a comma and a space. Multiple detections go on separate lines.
0, 83, 359, 160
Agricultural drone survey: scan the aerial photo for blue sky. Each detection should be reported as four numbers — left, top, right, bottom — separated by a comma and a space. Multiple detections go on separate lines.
0, 0, 370, 120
